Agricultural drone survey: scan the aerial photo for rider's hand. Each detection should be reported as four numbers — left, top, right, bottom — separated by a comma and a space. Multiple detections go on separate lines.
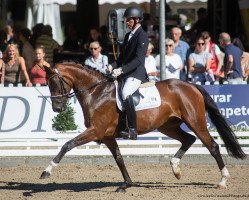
112, 68, 123, 78
108, 64, 113, 72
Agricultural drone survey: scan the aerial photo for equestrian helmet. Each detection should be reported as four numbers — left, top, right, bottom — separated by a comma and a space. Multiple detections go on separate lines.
123, 6, 143, 21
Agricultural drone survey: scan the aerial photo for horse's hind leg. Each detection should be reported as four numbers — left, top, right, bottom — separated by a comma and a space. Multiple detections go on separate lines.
103, 138, 133, 192
186, 118, 230, 188
40, 127, 97, 179
158, 119, 196, 180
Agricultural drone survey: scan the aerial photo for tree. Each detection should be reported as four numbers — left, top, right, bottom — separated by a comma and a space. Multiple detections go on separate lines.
52, 102, 78, 132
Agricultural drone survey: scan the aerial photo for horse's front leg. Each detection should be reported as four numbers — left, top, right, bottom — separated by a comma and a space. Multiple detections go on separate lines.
103, 138, 133, 192
40, 127, 97, 179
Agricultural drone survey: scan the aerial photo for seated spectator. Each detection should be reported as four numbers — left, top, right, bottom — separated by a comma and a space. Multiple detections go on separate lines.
0, 57, 4, 84
145, 42, 159, 81
30, 46, 50, 85
188, 36, 213, 84
232, 37, 249, 82
3, 44, 32, 86
19, 28, 36, 77
201, 31, 223, 80
170, 27, 190, 81
84, 41, 108, 74
35, 25, 62, 66
219, 32, 243, 84
63, 24, 81, 52
156, 38, 183, 80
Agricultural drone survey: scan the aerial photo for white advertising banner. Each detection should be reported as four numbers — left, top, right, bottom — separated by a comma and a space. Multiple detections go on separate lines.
0, 86, 85, 134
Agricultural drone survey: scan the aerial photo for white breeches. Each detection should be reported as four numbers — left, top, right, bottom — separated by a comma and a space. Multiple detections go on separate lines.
122, 77, 141, 100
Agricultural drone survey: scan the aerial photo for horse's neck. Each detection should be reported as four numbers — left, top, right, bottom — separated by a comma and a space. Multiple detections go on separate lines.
75, 81, 115, 126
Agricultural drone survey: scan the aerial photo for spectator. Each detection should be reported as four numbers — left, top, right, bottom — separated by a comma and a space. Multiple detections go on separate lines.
201, 31, 223, 80
63, 24, 81, 52
0, 29, 7, 52
83, 27, 109, 56
145, 42, 159, 81
4, 25, 14, 44
170, 27, 190, 81
19, 28, 36, 76
185, 7, 209, 44
0, 56, 4, 84
219, 32, 243, 84
84, 41, 108, 74
3, 44, 32, 86
188, 36, 213, 84
232, 37, 249, 82
155, 38, 183, 80
35, 25, 62, 66
29, 23, 44, 49
30, 46, 50, 85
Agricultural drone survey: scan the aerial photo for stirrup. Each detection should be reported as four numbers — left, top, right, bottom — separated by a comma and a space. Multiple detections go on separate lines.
121, 128, 137, 140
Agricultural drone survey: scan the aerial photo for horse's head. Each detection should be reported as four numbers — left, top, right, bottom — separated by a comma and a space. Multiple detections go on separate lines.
45, 65, 72, 113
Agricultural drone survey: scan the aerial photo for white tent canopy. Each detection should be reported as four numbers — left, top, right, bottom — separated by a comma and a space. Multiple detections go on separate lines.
99, 0, 207, 5
26, 0, 76, 45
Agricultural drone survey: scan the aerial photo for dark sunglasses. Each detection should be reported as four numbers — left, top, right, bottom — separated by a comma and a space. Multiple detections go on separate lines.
90, 47, 99, 50
197, 43, 205, 46
166, 44, 173, 47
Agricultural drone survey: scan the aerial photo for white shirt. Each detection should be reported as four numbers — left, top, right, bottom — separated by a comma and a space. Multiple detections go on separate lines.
145, 55, 157, 73
84, 53, 108, 74
155, 54, 183, 79
128, 25, 141, 41
145, 55, 158, 81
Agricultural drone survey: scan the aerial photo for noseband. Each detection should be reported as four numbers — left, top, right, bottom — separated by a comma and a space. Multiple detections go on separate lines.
48, 68, 108, 99
48, 69, 74, 99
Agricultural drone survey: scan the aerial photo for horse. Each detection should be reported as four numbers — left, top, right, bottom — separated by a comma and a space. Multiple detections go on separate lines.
40, 62, 246, 192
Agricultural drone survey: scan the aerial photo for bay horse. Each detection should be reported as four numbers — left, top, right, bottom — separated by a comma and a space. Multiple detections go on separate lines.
40, 62, 246, 191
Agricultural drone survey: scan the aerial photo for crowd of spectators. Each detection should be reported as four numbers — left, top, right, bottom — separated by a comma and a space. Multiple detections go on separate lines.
0, 7, 249, 86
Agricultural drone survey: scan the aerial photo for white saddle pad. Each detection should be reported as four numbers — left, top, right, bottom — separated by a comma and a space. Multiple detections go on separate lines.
115, 82, 161, 111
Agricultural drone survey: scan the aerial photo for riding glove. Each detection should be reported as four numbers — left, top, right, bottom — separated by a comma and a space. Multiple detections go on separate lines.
112, 68, 123, 78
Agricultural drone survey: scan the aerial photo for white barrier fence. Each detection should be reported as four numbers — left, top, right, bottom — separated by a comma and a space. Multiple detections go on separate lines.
0, 131, 249, 157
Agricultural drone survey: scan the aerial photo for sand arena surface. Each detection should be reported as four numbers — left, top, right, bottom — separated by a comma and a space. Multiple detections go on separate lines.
0, 162, 249, 200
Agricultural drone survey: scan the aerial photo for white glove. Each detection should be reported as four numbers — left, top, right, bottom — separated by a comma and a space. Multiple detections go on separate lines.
108, 64, 113, 72
112, 68, 123, 78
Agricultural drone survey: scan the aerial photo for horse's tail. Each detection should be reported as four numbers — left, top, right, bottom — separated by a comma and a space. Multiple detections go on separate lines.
195, 84, 246, 159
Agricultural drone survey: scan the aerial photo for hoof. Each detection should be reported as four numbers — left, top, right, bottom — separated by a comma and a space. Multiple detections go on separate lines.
171, 165, 182, 180
40, 171, 51, 179
217, 183, 227, 189
174, 172, 182, 180
115, 187, 126, 193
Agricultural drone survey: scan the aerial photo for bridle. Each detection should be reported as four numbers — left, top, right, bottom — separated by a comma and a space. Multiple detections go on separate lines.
48, 68, 108, 99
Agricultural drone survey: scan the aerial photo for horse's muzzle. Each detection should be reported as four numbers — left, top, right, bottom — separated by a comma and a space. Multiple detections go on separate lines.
52, 102, 67, 113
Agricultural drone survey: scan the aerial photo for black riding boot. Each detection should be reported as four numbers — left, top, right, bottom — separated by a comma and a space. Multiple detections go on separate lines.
121, 95, 138, 140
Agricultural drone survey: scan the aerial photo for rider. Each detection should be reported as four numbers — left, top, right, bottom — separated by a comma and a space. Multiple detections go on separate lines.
109, 6, 149, 140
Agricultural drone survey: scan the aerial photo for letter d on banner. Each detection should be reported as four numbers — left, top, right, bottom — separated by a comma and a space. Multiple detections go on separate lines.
0, 96, 30, 132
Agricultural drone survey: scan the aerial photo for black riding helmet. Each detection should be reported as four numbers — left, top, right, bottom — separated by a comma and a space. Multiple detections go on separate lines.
123, 6, 143, 21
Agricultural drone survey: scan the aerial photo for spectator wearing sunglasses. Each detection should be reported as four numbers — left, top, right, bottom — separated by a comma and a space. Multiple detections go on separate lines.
188, 36, 213, 84
155, 38, 183, 80
84, 41, 108, 74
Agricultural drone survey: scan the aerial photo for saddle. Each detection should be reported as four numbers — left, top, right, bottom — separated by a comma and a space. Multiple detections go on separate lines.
117, 80, 156, 107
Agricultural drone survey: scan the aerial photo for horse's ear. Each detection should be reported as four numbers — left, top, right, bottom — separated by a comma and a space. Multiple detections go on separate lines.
44, 66, 54, 75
